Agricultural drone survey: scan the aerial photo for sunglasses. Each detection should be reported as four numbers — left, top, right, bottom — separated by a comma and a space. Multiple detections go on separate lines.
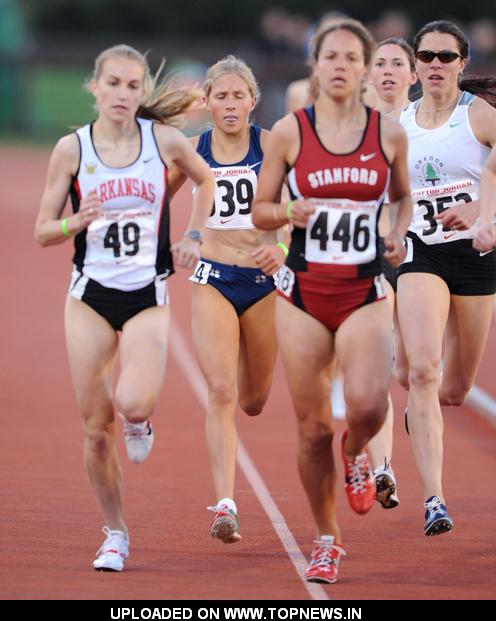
415, 49, 463, 63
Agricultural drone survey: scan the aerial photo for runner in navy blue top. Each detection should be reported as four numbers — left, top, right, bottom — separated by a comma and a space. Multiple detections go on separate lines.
169, 56, 288, 544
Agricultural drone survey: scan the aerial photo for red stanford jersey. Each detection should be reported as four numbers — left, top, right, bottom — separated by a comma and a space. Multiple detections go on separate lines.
287, 106, 390, 278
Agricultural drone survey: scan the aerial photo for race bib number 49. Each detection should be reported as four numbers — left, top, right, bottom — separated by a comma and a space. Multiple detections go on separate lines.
87, 208, 155, 264
304, 199, 378, 264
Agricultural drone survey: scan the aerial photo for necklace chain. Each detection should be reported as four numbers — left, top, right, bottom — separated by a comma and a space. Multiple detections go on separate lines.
418, 96, 459, 114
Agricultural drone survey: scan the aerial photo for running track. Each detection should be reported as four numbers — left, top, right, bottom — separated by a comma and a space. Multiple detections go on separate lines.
1, 146, 495, 600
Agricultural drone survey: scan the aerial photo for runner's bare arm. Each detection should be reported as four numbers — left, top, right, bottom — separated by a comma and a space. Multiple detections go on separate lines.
474, 146, 496, 252
34, 134, 101, 246
155, 125, 215, 267
381, 118, 412, 266
252, 115, 314, 230
435, 100, 496, 230
167, 135, 201, 200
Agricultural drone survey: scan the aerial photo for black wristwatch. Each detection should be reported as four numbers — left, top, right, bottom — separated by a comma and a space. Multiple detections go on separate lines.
183, 229, 203, 244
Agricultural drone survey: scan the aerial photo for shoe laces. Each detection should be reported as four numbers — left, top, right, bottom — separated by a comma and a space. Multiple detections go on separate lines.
374, 458, 396, 479
425, 495, 442, 513
346, 453, 371, 494
310, 540, 346, 569
207, 503, 235, 516
96, 526, 128, 557
122, 418, 150, 439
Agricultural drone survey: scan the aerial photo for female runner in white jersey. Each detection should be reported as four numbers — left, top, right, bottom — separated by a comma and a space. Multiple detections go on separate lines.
395, 21, 496, 536
366, 37, 417, 509
34, 45, 215, 571
168, 56, 288, 544
253, 19, 412, 584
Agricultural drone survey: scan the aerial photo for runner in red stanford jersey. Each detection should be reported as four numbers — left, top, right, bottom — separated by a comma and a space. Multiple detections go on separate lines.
252, 19, 412, 584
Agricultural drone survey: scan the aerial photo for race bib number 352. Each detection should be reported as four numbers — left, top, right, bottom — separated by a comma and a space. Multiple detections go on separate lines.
411, 179, 477, 244
304, 199, 377, 265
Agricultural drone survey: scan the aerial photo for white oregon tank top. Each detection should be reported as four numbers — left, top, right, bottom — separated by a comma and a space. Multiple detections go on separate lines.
400, 91, 490, 244
71, 118, 170, 291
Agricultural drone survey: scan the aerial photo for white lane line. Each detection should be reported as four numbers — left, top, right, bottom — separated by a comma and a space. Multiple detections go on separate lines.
169, 318, 330, 601
467, 384, 496, 428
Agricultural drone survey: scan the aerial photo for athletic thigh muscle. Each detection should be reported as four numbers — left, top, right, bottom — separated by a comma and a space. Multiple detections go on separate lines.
117, 305, 170, 407
64, 295, 118, 421
191, 283, 241, 388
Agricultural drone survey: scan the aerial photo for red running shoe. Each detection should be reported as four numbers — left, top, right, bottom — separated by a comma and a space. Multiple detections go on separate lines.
341, 429, 375, 514
305, 536, 346, 584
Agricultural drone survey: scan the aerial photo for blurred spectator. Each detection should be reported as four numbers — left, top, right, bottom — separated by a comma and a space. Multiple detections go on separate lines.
286, 13, 312, 56
469, 18, 496, 73
258, 7, 295, 55
372, 10, 413, 42
258, 8, 312, 58
303, 10, 350, 58
286, 12, 351, 113
166, 58, 209, 136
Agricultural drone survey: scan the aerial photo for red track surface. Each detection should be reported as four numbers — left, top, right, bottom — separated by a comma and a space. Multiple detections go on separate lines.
1, 146, 495, 600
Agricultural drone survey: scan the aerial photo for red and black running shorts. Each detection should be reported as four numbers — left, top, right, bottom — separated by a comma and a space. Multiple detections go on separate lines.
276, 263, 387, 333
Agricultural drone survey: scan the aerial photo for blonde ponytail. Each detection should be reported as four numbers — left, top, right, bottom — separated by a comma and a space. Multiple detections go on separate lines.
90, 44, 202, 126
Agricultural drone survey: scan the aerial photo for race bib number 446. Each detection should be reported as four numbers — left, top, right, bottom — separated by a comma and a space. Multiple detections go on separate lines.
305, 199, 378, 264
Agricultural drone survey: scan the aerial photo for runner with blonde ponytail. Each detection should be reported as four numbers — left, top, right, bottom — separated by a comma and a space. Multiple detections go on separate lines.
34, 44, 215, 571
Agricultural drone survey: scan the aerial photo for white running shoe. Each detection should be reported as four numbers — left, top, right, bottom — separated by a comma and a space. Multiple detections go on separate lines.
331, 378, 346, 420
93, 526, 129, 571
119, 413, 154, 463
373, 460, 400, 509
207, 504, 242, 544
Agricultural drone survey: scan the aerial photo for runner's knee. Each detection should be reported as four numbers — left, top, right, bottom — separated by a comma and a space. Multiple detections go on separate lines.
115, 391, 154, 424
83, 421, 114, 455
346, 390, 388, 435
393, 361, 409, 390
440, 384, 470, 407
239, 391, 268, 417
208, 379, 238, 410
408, 359, 441, 390
300, 422, 334, 462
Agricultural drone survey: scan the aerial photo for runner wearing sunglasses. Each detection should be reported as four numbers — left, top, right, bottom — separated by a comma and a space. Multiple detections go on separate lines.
396, 20, 496, 536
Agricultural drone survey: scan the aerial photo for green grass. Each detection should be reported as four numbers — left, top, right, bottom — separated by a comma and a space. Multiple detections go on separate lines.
0, 66, 96, 144
31, 66, 94, 137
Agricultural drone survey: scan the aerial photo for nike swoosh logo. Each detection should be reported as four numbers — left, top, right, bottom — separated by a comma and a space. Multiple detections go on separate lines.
143, 156, 155, 163
248, 161, 262, 169
450, 121, 463, 128
443, 232, 456, 240
331, 255, 344, 261
360, 153, 376, 162
220, 218, 233, 224
480, 249, 494, 256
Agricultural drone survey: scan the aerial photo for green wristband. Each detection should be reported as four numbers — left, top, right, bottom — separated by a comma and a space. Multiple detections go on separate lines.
276, 242, 289, 257
60, 217, 71, 238
285, 201, 294, 219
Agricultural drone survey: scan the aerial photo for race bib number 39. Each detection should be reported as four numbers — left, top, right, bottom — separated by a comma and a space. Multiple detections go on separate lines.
411, 179, 477, 244
207, 166, 258, 229
304, 199, 378, 265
